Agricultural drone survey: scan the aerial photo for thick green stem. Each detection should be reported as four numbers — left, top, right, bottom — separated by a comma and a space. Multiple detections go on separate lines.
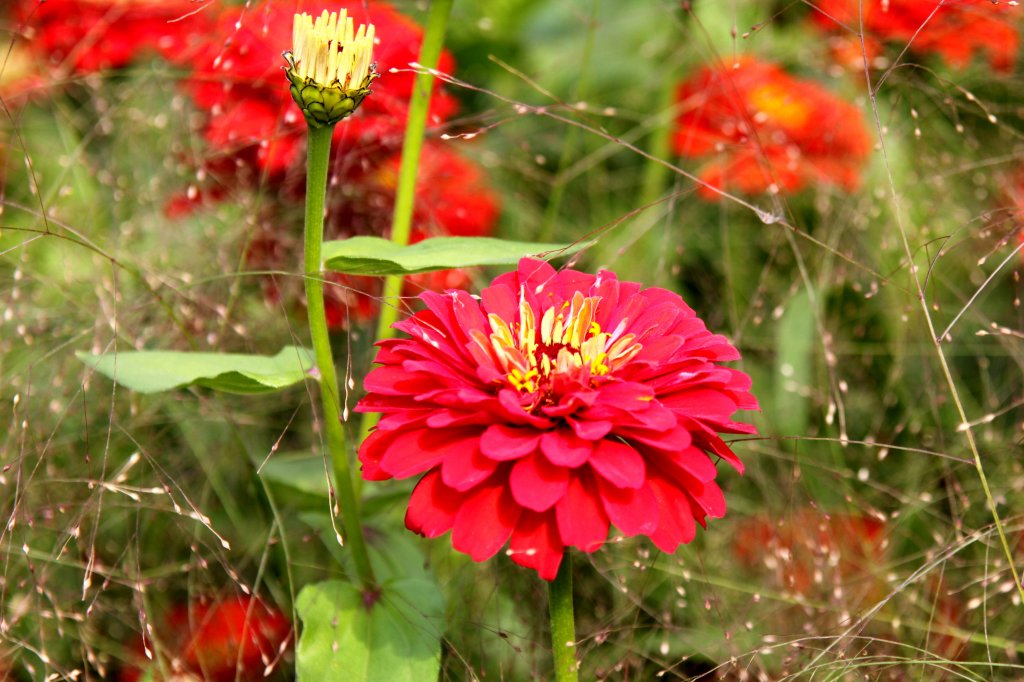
374, 0, 454, 345
304, 123, 375, 589
358, 0, 453, 451
548, 554, 579, 682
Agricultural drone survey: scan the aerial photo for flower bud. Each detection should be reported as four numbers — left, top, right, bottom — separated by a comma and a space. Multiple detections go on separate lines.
283, 10, 377, 128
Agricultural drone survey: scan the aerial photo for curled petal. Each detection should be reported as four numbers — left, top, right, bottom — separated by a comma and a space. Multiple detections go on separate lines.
556, 472, 609, 552
452, 482, 522, 561
598, 479, 659, 537
406, 471, 460, 538
509, 510, 565, 581
480, 424, 541, 461
441, 443, 500, 492
541, 428, 594, 467
588, 440, 645, 489
510, 454, 570, 512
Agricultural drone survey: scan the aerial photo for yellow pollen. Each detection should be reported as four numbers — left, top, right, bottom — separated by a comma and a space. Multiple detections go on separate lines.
475, 291, 644, 397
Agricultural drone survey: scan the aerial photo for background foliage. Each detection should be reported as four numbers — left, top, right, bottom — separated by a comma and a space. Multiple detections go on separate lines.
2, 0, 1023, 679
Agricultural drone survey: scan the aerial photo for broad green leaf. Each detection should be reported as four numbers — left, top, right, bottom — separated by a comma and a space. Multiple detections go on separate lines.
296, 578, 444, 682
76, 346, 316, 394
322, 235, 585, 275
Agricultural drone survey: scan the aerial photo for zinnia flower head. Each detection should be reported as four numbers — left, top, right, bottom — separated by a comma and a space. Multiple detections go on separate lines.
357, 259, 758, 580
119, 595, 290, 682
674, 58, 871, 199
13, 0, 211, 75
810, 0, 1021, 72
184, 0, 457, 176
284, 9, 377, 127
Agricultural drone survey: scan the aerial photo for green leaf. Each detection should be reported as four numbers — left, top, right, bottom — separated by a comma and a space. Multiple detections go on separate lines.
322, 235, 586, 275
296, 578, 444, 682
76, 346, 316, 394
260, 452, 333, 497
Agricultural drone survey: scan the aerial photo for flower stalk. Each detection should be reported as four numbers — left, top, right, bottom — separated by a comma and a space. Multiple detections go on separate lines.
303, 123, 375, 589
373, 0, 454, 345
290, 9, 378, 590
549, 553, 579, 682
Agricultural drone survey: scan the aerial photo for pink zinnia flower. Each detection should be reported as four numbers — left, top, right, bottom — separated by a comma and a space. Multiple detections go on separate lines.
357, 259, 758, 580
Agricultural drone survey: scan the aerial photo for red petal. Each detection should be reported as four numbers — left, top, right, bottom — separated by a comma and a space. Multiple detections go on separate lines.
589, 440, 645, 489
452, 483, 521, 561
405, 471, 460, 539
647, 476, 696, 553
569, 418, 613, 440
480, 424, 541, 460
510, 454, 570, 512
440, 443, 500, 492
358, 429, 394, 481
598, 479, 659, 537
509, 511, 564, 581
555, 472, 609, 552
540, 428, 594, 467
378, 429, 451, 479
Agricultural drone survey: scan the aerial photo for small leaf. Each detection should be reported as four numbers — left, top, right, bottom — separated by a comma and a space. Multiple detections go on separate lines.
296, 578, 444, 682
323, 235, 586, 275
260, 452, 333, 497
76, 346, 316, 394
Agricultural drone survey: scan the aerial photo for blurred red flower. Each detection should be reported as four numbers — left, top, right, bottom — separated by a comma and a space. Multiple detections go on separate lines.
357, 258, 758, 580
734, 509, 887, 598
673, 58, 871, 199
810, 0, 1021, 72
183, 0, 458, 178
13, 0, 212, 75
120, 595, 290, 682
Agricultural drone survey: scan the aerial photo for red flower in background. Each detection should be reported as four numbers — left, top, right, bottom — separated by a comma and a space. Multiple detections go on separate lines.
734, 509, 887, 598
811, 0, 1021, 72
120, 595, 290, 682
184, 0, 458, 177
673, 58, 871, 199
13, 0, 212, 75
357, 259, 758, 580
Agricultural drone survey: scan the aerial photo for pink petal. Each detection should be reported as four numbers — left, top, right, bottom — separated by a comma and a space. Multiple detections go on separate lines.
452, 482, 521, 561
569, 418, 613, 441
664, 446, 718, 483
541, 428, 593, 467
479, 424, 541, 461
597, 479, 658, 537
647, 476, 696, 553
510, 454, 570, 512
555, 472, 609, 552
441, 443, 500, 492
358, 429, 395, 481
405, 471, 460, 538
509, 510, 565, 581
588, 440, 645, 489
378, 429, 453, 479
363, 365, 439, 396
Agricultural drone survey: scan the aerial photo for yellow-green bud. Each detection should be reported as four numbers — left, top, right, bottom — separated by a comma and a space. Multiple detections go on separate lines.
283, 10, 377, 128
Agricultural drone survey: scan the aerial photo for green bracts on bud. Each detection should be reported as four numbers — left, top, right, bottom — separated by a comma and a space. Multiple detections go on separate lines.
284, 52, 377, 128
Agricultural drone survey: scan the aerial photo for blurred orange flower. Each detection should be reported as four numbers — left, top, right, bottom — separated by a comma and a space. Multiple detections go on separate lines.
810, 0, 1021, 72
734, 509, 887, 599
673, 58, 871, 199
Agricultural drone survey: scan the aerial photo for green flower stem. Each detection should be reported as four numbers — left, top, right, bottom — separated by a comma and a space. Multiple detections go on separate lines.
304, 122, 375, 590
548, 553, 579, 682
373, 0, 454, 346
358, 0, 453, 452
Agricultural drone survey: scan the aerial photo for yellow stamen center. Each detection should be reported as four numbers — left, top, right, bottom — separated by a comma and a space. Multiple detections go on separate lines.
291, 10, 375, 89
472, 291, 644, 400
748, 83, 811, 130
